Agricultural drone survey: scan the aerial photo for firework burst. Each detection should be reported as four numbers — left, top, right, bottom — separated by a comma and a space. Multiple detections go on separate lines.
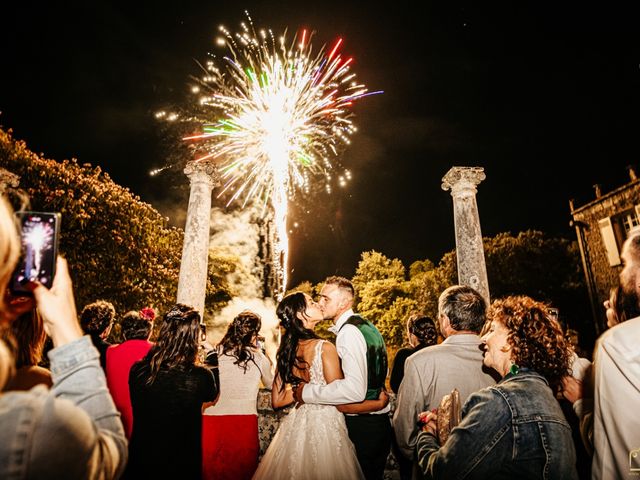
183, 12, 380, 298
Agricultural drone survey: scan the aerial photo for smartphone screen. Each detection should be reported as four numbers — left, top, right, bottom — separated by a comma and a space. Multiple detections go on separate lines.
10, 211, 61, 295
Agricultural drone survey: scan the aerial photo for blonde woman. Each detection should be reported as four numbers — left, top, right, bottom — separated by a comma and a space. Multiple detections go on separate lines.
0, 197, 127, 478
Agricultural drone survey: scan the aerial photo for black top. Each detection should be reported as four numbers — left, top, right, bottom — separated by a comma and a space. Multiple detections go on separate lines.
89, 334, 111, 370
390, 345, 427, 393
127, 361, 217, 479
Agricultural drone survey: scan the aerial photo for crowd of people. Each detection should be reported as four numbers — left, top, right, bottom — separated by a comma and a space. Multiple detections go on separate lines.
1, 192, 639, 479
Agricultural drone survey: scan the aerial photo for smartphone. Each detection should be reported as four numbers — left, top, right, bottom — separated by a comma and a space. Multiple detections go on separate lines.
256, 335, 266, 353
10, 211, 61, 296
199, 323, 207, 341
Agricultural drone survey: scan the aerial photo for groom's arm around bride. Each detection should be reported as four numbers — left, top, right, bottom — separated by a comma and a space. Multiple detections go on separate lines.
294, 276, 392, 480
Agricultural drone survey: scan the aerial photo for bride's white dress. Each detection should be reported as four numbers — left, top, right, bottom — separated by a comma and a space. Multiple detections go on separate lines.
253, 340, 364, 480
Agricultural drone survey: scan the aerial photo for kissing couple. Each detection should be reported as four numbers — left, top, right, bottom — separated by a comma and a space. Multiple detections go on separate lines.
253, 276, 392, 480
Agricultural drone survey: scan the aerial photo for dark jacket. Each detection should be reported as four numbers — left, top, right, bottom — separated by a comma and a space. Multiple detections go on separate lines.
390, 345, 427, 393
416, 369, 578, 479
89, 334, 111, 370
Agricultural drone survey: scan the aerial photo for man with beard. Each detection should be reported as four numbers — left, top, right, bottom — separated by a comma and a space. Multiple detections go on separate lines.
591, 230, 640, 479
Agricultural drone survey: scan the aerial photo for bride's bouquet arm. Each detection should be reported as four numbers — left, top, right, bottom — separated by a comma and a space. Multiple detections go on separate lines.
271, 373, 295, 409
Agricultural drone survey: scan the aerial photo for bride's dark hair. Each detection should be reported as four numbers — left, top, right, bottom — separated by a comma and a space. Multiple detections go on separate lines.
275, 292, 319, 391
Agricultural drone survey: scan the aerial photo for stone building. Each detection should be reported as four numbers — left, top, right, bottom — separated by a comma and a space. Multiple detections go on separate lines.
570, 167, 640, 334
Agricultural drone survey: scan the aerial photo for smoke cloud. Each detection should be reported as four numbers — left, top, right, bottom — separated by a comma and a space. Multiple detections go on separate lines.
205, 206, 280, 362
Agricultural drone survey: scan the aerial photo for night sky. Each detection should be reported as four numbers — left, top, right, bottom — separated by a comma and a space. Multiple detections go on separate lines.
1, 1, 638, 286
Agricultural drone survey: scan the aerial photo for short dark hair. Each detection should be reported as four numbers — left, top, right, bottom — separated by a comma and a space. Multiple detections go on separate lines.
324, 276, 355, 298
121, 311, 153, 341
438, 285, 486, 333
80, 300, 116, 335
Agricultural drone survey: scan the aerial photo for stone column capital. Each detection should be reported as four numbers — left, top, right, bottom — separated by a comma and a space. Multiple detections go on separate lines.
184, 161, 220, 188
441, 166, 486, 198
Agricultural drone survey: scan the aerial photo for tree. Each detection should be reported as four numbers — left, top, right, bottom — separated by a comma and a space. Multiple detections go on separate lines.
482, 231, 590, 343
350, 232, 588, 348
352, 251, 415, 348
411, 230, 590, 345
409, 259, 435, 279
205, 250, 240, 311
379, 296, 419, 347
285, 281, 316, 298
0, 128, 232, 316
352, 250, 405, 293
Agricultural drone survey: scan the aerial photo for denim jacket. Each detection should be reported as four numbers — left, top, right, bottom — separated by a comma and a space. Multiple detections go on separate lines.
416, 369, 577, 479
0, 336, 127, 479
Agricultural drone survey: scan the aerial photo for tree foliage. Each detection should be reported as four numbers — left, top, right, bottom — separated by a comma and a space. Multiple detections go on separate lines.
0, 128, 231, 316
350, 232, 588, 349
352, 251, 405, 290
354, 252, 419, 347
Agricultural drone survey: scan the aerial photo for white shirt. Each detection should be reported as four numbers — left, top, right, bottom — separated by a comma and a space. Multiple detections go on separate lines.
592, 316, 640, 480
302, 309, 390, 414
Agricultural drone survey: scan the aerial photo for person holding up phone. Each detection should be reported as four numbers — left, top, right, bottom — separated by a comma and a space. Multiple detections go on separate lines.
0, 198, 127, 478
202, 310, 273, 480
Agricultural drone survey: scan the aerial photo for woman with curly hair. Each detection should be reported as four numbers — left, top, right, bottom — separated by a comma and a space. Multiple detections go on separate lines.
416, 295, 578, 479
202, 310, 273, 480
79, 299, 116, 370
127, 304, 219, 479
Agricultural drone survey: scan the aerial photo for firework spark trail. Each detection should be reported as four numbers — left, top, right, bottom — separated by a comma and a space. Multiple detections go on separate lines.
185, 12, 381, 299
24, 223, 53, 279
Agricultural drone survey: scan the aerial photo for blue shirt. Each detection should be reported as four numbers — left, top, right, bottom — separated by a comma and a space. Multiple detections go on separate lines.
0, 336, 127, 479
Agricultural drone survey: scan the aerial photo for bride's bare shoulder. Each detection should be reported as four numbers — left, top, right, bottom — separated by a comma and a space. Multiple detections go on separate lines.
297, 339, 324, 358
320, 340, 337, 355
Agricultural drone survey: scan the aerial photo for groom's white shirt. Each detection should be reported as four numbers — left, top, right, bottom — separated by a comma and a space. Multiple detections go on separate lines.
302, 309, 390, 414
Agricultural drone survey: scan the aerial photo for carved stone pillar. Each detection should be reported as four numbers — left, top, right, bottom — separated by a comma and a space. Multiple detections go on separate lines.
177, 162, 219, 317
442, 166, 490, 305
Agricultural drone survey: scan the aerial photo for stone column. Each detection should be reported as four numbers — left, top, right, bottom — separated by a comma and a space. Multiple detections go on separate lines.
177, 162, 219, 317
442, 166, 490, 305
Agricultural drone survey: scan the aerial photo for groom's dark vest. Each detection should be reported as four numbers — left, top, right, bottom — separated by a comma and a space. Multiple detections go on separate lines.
340, 315, 388, 400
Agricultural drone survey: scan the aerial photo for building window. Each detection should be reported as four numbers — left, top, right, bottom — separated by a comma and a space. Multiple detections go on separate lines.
599, 207, 640, 267
622, 210, 640, 233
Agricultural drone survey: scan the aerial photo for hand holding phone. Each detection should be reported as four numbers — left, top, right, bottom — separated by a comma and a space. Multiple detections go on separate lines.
31, 257, 82, 347
10, 212, 61, 297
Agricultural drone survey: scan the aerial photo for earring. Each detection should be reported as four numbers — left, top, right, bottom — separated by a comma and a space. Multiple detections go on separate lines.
509, 364, 520, 375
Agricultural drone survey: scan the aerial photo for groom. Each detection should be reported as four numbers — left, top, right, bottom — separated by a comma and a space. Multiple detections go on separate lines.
293, 276, 391, 479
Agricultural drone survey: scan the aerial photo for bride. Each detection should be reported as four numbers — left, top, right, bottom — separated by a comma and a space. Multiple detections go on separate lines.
253, 292, 388, 480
